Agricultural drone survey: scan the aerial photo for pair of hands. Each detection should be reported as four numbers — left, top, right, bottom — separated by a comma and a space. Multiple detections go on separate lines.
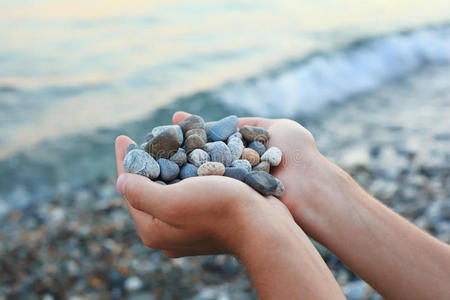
115, 111, 322, 259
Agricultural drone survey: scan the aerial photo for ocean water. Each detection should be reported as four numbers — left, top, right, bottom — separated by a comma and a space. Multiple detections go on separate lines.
0, 0, 450, 211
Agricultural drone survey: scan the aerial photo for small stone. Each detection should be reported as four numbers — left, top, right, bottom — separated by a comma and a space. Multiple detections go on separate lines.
204, 142, 215, 153
146, 127, 179, 159
126, 143, 138, 154
140, 142, 147, 150
185, 128, 207, 143
169, 148, 187, 167
152, 125, 183, 145
209, 141, 232, 166
274, 178, 285, 198
155, 180, 167, 185
231, 159, 252, 172
157, 158, 180, 182
124, 276, 143, 292
253, 161, 270, 173
228, 138, 245, 161
179, 115, 205, 134
241, 148, 260, 166
205, 121, 218, 142
168, 179, 181, 184
261, 147, 282, 166
227, 132, 243, 144
180, 163, 198, 179
184, 134, 206, 153
248, 141, 266, 156
145, 132, 154, 142
240, 126, 269, 143
224, 167, 249, 182
244, 171, 283, 197
124, 149, 160, 179
197, 162, 225, 176
208, 115, 239, 141
188, 149, 210, 167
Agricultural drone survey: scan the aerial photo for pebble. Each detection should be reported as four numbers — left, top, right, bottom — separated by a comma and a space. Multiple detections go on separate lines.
227, 132, 243, 144
157, 158, 180, 182
124, 276, 143, 292
208, 115, 239, 141
168, 179, 181, 184
180, 163, 198, 179
205, 121, 217, 142
184, 134, 206, 153
185, 128, 207, 143
231, 159, 252, 172
253, 161, 270, 173
273, 178, 285, 198
244, 171, 284, 197
227, 137, 245, 161
209, 141, 232, 166
188, 149, 210, 167
145, 132, 154, 142
155, 180, 167, 185
224, 167, 249, 182
239, 125, 269, 143
123, 149, 160, 179
241, 148, 260, 166
139, 142, 147, 150
126, 143, 138, 154
169, 148, 187, 167
197, 162, 225, 176
146, 127, 179, 159
261, 147, 282, 166
152, 125, 183, 145
248, 141, 266, 156
178, 115, 205, 134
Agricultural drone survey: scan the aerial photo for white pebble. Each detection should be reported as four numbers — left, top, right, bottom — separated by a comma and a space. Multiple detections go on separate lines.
261, 147, 282, 166
188, 149, 210, 167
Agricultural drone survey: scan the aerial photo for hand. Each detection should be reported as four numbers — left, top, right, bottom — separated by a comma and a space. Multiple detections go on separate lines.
115, 135, 295, 259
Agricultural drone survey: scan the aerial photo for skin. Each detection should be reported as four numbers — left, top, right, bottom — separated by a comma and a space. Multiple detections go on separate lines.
116, 111, 450, 300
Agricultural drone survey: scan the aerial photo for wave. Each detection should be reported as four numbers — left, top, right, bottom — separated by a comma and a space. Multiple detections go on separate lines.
215, 25, 450, 116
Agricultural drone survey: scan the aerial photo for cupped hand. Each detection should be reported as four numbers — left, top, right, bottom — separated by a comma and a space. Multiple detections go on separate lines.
115, 134, 294, 259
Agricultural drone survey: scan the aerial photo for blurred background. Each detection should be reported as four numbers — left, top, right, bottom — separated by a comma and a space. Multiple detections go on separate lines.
1, 0, 449, 299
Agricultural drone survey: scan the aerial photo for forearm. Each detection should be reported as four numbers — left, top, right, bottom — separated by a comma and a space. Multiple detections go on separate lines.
298, 155, 450, 299
238, 219, 345, 300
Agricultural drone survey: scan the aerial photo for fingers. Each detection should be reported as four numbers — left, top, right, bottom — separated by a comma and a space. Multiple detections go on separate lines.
172, 111, 191, 125
115, 135, 136, 176
238, 117, 274, 129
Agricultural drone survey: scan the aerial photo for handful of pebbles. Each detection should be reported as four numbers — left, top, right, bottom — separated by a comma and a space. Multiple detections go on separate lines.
123, 115, 284, 197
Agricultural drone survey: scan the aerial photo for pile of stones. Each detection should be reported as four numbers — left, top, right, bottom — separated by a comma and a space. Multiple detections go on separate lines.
123, 115, 284, 197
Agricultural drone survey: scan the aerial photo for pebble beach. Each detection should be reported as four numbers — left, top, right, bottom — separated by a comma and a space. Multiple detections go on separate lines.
1, 65, 449, 299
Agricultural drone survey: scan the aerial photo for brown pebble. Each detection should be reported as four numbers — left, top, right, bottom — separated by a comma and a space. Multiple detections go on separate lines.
146, 127, 179, 159
253, 161, 270, 173
241, 148, 260, 166
197, 162, 225, 176
239, 126, 269, 143
184, 134, 206, 153
185, 128, 207, 143
178, 115, 205, 134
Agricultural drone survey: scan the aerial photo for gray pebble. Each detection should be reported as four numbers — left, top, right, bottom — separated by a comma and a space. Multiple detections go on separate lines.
273, 178, 285, 198
224, 167, 249, 182
232, 159, 252, 172
209, 141, 232, 166
205, 121, 218, 142
180, 163, 198, 179
204, 142, 215, 153
126, 143, 138, 154
145, 132, 154, 142
261, 147, 283, 166
253, 161, 271, 173
248, 141, 266, 156
140, 142, 147, 150
209, 115, 239, 141
179, 115, 205, 134
227, 132, 243, 144
244, 171, 284, 197
155, 180, 167, 185
227, 137, 245, 161
157, 158, 180, 182
188, 149, 210, 167
123, 149, 160, 179
152, 125, 183, 145
169, 148, 187, 167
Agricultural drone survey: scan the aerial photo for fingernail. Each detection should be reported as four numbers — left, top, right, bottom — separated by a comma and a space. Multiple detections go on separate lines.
117, 174, 128, 196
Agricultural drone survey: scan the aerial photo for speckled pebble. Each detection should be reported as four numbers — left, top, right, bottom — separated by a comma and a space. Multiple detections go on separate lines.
240, 126, 269, 143
273, 178, 285, 198
231, 159, 252, 172
209, 141, 232, 166
227, 132, 243, 144
126, 143, 138, 154
123, 149, 160, 179
253, 161, 270, 173
180, 163, 198, 179
197, 162, 225, 176
248, 141, 266, 156
208, 115, 239, 141
155, 180, 167, 185
205, 121, 217, 142
261, 147, 282, 166
146, 127, 179, 159
179, 115, 205, 134
140, 142, 147, 150
228, 138, 245, 161
224, 167, 249, 182
188, 149, 210, 167
185, 128, 207, 143
244, 171, 283, 197
184, 134, 206, 153
169, 148, 187, 167
241, 148, 260, 166
145, 132, 154, 142
157, 158, 180, 182
152, 125, 183, 145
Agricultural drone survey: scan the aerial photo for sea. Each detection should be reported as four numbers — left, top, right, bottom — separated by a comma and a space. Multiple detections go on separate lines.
0, 0, 450, 213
